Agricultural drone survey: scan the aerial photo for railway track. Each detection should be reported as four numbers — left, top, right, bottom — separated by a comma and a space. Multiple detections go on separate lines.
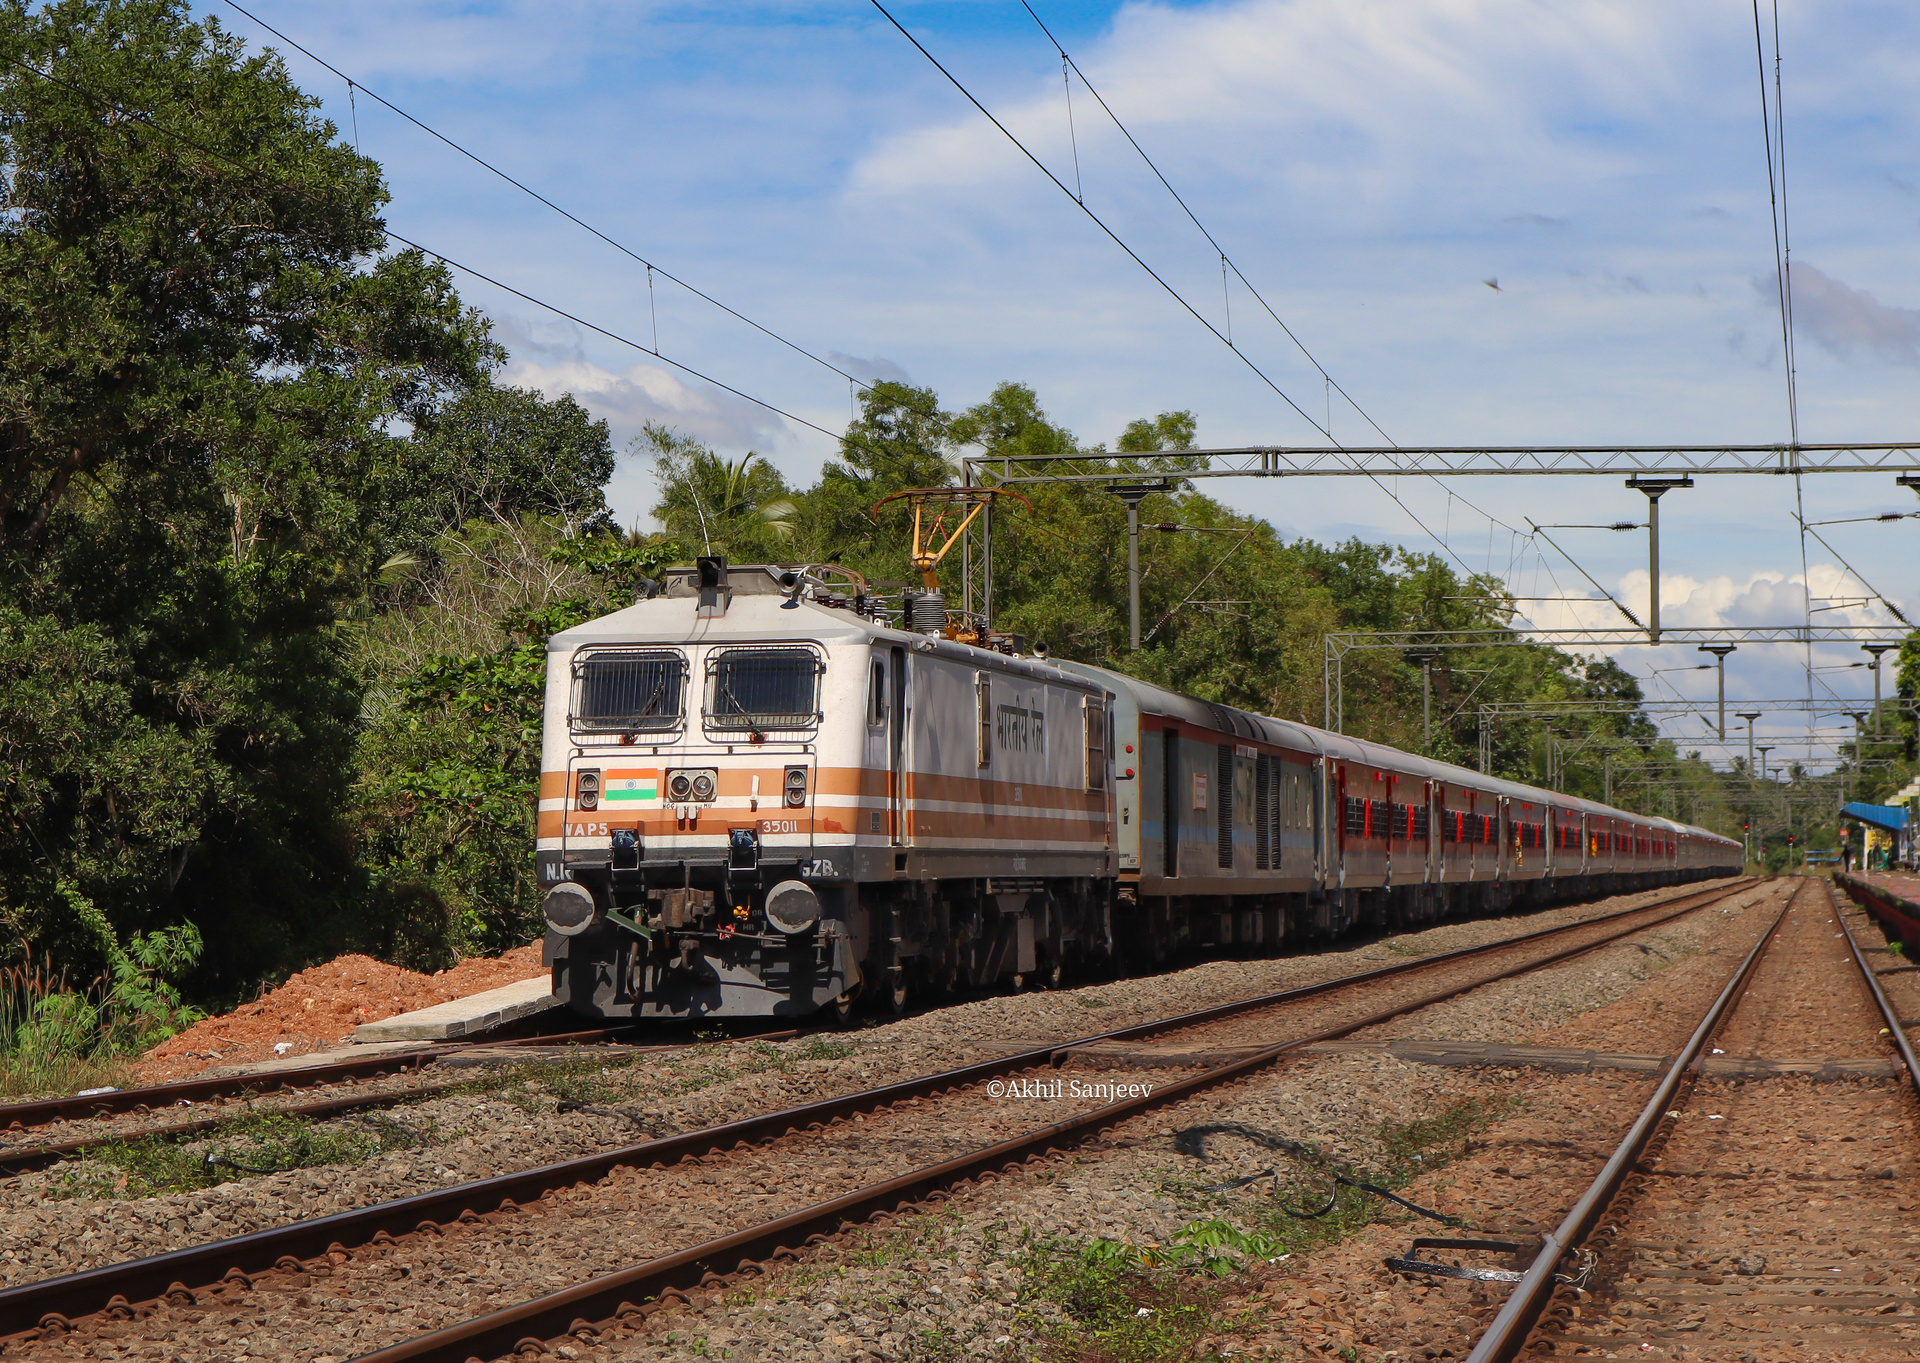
0, 1026, 808, 1178
1465, 877, 1920, 1360
0, 875, 1766, 1360
0, 882, 1751, 1178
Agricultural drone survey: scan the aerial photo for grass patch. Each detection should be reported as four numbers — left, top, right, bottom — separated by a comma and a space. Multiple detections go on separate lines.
1074, 995, 1115, 1009
1377, 938, 1430, 958
3, 926, 202, 1101
53, 1109, 429, 1200
1013, 1097, 1514, 1360
1016, 1219, 1276, 1363
846, 1204, 967, 1270
50, 1030, 868, 1201
1232, 1095, 1514, 1257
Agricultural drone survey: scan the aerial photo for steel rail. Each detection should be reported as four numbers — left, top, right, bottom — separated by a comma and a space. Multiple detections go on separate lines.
0, 1031, 795, 1177
0, 876, 1754, 1345
1462, 881, 1805, 1363
343, 877, 1771, 1363
1833, 882, 1920, 1100
0, 1025, 640, 1131
1834, 870, 1920, 951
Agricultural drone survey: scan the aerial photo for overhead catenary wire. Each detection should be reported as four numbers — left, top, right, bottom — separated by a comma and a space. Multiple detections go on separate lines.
1750, 1, 1816, 738
1793, 520, 1912, 626
1016, 1, 1528, 557
218, 0, 876, 397
0, 52, 846, 445
1521, 525, 1642, 630
868, 1, 1329, 440
868, 2, 1494, 580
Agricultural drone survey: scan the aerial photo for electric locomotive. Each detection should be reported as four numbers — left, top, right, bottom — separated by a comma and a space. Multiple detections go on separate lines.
534, 558, 1741, 1021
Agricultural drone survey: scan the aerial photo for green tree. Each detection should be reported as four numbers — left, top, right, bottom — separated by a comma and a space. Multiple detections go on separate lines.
0, 0, 498, 996
803, 381, 956, 572
393, 384, 617, 546
352, 524, 682, 964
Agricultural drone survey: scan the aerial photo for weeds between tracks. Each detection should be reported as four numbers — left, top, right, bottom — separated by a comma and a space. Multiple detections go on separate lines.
674, 1094, 1514, 1363
1005, 1096, 1515, 1362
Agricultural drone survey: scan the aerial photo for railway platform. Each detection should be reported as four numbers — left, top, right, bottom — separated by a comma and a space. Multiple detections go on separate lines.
350, 974, 560, 1042
1835, 869, 1920, 952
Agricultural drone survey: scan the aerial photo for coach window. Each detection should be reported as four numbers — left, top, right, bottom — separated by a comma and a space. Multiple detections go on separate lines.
571, 649, 686, 734
868, 659, 888, 727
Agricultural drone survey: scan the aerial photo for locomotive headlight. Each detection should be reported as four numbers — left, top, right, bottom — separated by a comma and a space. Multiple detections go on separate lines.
665, 768, 718, 802
575, 769, 601, 810
784, 765, 807, 808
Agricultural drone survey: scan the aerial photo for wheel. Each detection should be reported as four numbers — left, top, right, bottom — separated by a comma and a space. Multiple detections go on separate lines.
888, 971, 910, 1015
826, 987, 859, 1028
1046, 959, 1065, 990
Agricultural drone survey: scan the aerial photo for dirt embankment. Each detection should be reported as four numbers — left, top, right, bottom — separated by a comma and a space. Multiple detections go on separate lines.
136, 943, 544, 1083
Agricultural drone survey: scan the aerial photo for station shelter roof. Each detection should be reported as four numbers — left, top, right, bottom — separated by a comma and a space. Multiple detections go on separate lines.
1840, 801, 1910, 833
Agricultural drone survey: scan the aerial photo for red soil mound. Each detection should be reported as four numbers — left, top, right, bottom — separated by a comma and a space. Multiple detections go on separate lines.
135, 943, 545, 1084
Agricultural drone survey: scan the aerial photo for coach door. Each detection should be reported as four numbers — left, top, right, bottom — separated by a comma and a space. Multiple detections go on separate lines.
889, 646, 909, 847
1312, 758, 1329, 884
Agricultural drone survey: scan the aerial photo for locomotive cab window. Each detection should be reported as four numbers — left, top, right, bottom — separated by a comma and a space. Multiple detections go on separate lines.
571, 650, 686, 733
706, 647, 823, 731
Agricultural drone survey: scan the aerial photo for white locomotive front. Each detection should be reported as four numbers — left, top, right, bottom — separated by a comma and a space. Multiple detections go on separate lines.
537, 560, 1115, 1020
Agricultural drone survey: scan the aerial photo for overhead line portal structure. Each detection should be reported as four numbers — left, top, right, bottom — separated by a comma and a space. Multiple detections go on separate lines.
956, 442, 1918, 774
966, 442, 1920, 485
1326, 626, 1908, 739
961, 442, 1920, 646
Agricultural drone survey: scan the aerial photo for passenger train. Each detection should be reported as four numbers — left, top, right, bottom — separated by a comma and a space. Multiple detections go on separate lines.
535, 560, 1743, 1021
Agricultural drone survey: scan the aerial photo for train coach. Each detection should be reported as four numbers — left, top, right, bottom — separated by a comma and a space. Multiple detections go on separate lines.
535, 560, 1742, 1022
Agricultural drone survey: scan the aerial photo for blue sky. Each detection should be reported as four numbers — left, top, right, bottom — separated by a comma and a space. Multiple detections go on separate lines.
205, 0, 1920, 771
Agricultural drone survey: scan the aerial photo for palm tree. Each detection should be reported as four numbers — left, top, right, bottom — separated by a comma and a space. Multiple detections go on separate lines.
641, 425, 796, 560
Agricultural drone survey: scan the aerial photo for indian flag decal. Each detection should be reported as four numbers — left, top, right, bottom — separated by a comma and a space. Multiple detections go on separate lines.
604, 769, 659, 802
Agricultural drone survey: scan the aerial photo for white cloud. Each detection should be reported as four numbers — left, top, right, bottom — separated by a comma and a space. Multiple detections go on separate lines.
502, 349, 803, 531
1784, 263, 1920, 366
501, 352, 791, 455
851, 0, 1679, 220
826, 351, 914, 385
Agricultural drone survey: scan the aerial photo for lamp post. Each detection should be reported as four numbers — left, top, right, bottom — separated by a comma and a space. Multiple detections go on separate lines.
1109, 481, 1173, 651
1698, 644, 1736, 739
1756, 745, 1774, 784
1736, 711, 1762, 776
1863, 643, 1898, 735
1847, 711, 1870, 801
1405, 650, 1440, 753
1625, 476, 1693, 643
